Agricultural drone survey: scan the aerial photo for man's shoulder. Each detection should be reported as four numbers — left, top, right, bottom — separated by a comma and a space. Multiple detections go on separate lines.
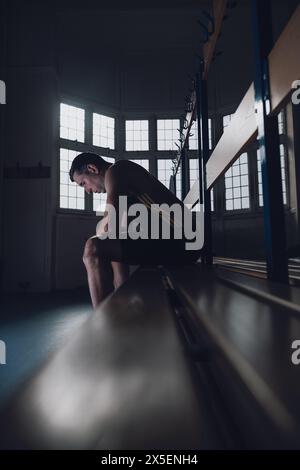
105, 160, 146, 193
111, 160, 146, 172
106, 160, 148, 182
106, 160, 180, 204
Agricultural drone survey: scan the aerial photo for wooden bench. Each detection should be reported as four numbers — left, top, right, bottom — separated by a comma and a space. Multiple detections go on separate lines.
0, 267, 223, 450
164, 264, 300, 449
214, 257, 300, 286
2, 261, 300, 449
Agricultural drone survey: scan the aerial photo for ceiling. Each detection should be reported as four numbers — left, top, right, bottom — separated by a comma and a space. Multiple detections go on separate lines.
57, 8, 212, 55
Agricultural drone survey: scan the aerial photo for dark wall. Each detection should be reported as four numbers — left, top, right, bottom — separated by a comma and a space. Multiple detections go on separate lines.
0, 1, 6, 290
1, 0, 300, 291
209, 0, 300, 261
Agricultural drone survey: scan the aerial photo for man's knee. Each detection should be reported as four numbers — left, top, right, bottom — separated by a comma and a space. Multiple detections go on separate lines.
83, 238, 100, 266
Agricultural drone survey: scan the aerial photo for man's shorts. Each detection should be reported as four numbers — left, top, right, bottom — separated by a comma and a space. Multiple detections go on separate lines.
118, 238, 201, 266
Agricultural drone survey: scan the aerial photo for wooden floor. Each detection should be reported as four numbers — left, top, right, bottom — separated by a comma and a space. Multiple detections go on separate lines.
0, 289, 90, 403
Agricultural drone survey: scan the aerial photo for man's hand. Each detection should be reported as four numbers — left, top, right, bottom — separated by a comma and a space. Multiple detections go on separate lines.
96, 215, 109, 238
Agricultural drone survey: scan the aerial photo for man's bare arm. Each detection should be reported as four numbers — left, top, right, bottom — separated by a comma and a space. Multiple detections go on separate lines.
102, 164, 127, 234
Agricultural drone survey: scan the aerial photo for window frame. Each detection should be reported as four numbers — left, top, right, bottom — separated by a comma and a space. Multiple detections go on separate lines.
254, 108, 290, 211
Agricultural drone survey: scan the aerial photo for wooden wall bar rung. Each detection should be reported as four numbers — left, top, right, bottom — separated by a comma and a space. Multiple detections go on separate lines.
184, 83, 257, 206
206, 84, 257, 190
184, 2, 299, 200
268, 5, 300, 114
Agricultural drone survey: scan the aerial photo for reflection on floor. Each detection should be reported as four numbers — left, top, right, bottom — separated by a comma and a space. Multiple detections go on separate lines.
0, 289, 91, 404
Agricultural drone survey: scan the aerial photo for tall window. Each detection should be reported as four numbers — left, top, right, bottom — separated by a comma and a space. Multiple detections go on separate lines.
257, 110, 287, 207
278, 110, 287, 205
60, 103, 85, 142
225, 153, 250, 211
189, 159, 214, 211
208, 118, 212, 149
278, 110, 285, 135
280, 144, 287, 205
59, 103, 85, 209
60, 149, 85, 210
93, 113, 115, 149
175, 166, 182, 200
257, 145, 287, 207
126, 120, 149, 151
157, 159, 181, 199
157, 119, 180, 151
93, 156, 115, 213
129, 159, 149, 171
257, 150, 264, 207
189, 119, 213, 150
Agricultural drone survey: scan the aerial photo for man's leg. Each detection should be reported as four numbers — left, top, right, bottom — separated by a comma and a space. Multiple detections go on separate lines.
83, 237, 199, 308
83, 238, 115, 309
111, 261, 130, 290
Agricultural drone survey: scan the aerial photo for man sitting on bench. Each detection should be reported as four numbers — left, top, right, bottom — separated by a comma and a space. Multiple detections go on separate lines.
69, 152, 201, 308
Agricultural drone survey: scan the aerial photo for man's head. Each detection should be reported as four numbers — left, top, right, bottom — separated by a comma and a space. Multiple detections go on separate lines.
69, 152, 111, 194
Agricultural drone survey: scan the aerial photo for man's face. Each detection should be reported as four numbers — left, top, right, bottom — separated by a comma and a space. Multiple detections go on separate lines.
73, 164, 106, 194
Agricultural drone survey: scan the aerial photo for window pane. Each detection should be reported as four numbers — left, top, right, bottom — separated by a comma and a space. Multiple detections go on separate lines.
226, 199, 233, 211
60, 103, 85, 143
126, 120, 149, 151
278, 110, 285, 135
59, 148, 85, 210
175, 167, 182, 199
93, 113, 115, 149
189, 119, 212, 150
157, 159, 173, 188
225, 153, 249, 211
157, 119, 180, 151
